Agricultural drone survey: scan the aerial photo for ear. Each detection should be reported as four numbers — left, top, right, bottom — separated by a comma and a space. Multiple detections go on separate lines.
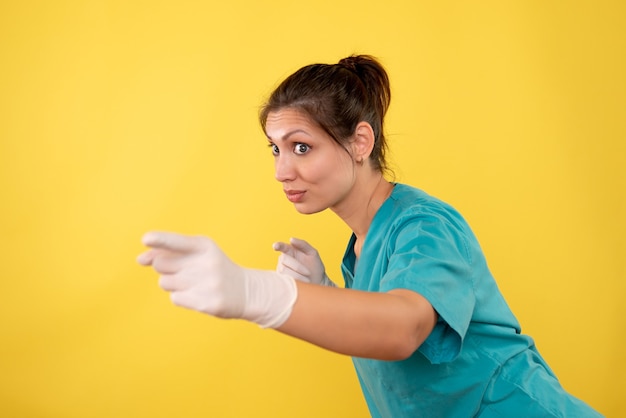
351, 121, 375, 162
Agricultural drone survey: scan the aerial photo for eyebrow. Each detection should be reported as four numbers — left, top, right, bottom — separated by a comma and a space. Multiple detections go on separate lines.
266, 129, 312, 142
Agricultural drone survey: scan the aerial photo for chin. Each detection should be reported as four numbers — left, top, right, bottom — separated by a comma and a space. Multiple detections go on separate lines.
293, 203, 327, 215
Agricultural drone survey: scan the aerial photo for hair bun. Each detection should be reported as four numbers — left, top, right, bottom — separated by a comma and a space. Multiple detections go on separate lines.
338, 56, 360, 72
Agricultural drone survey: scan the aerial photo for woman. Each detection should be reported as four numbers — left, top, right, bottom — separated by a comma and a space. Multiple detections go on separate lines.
138, 55, 600, 417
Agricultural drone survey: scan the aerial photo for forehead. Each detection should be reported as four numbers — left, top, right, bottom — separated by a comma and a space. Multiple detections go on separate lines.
265, 108, 318, 136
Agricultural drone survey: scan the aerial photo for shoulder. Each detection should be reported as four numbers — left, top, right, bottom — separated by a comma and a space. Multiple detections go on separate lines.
387, 184, 467, 229
382, 184, 475, 261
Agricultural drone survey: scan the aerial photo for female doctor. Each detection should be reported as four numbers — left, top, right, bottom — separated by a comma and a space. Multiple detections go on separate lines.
137, 55, 600, 417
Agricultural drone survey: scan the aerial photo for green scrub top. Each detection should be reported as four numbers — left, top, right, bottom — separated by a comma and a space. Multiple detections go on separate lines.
341, 184, 601, 417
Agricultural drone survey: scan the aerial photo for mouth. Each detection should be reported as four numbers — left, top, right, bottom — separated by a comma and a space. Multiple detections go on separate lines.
284, 189, 306, 203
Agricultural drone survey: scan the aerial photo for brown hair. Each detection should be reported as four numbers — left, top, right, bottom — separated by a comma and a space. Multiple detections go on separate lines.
259, 55, 391, 174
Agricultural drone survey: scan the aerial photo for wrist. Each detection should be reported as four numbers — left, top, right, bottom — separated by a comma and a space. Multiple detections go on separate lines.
241, 269, 298, 328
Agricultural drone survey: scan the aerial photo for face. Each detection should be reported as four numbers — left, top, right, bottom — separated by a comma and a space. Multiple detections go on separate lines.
265, 108, 357, 214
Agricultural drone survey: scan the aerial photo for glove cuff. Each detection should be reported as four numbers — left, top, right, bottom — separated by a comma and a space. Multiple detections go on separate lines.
242, 269, 298, 329
321, 274, 337, 287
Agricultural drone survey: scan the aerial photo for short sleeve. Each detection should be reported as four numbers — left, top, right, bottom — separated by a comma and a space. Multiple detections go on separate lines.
379, 214, 476, 364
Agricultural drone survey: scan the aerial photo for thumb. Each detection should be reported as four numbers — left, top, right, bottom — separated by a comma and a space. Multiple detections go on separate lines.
136, 249, 156, 266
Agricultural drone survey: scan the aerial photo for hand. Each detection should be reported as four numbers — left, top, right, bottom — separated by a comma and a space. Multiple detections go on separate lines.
273, 238, 336, 287
138, 231, 297, 328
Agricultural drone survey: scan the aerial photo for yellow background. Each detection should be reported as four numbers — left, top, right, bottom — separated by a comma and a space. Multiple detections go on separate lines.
1, 1, 623, 416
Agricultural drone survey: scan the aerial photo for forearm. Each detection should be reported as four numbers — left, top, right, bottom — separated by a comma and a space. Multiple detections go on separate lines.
277, 282, 437, 360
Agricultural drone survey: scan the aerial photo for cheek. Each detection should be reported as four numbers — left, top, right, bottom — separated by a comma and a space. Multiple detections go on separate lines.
294, 147, 355, 186
311, 156, 352, 185
332, 153, 356, 180
312, 159, 354, 195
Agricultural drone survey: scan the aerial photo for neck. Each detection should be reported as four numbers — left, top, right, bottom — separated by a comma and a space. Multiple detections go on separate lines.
331, 170, 394, 242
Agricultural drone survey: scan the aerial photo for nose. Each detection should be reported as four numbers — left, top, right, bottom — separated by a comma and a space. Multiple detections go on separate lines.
274, 155, 296, 182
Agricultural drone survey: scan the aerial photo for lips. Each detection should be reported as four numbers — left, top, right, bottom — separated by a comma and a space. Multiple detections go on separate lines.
284, 189, 306, 203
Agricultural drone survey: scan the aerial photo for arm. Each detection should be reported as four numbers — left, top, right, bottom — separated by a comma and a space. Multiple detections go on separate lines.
280, 283, 437, 360
273, 237, 437, 359
138, 231, 437, 360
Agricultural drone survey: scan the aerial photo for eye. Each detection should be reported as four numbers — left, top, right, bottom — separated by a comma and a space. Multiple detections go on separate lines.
294, 143, 310, 155
268, 143, 279, 156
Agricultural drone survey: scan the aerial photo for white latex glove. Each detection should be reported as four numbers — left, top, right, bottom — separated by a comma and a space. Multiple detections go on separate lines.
137, 231, 297, 329
272, 237, 336, 287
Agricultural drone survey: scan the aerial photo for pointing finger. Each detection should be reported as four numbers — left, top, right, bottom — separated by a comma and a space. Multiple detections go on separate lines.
272, 241, 295, 257
289, 237, 317, 255
142, 232, 207, 254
